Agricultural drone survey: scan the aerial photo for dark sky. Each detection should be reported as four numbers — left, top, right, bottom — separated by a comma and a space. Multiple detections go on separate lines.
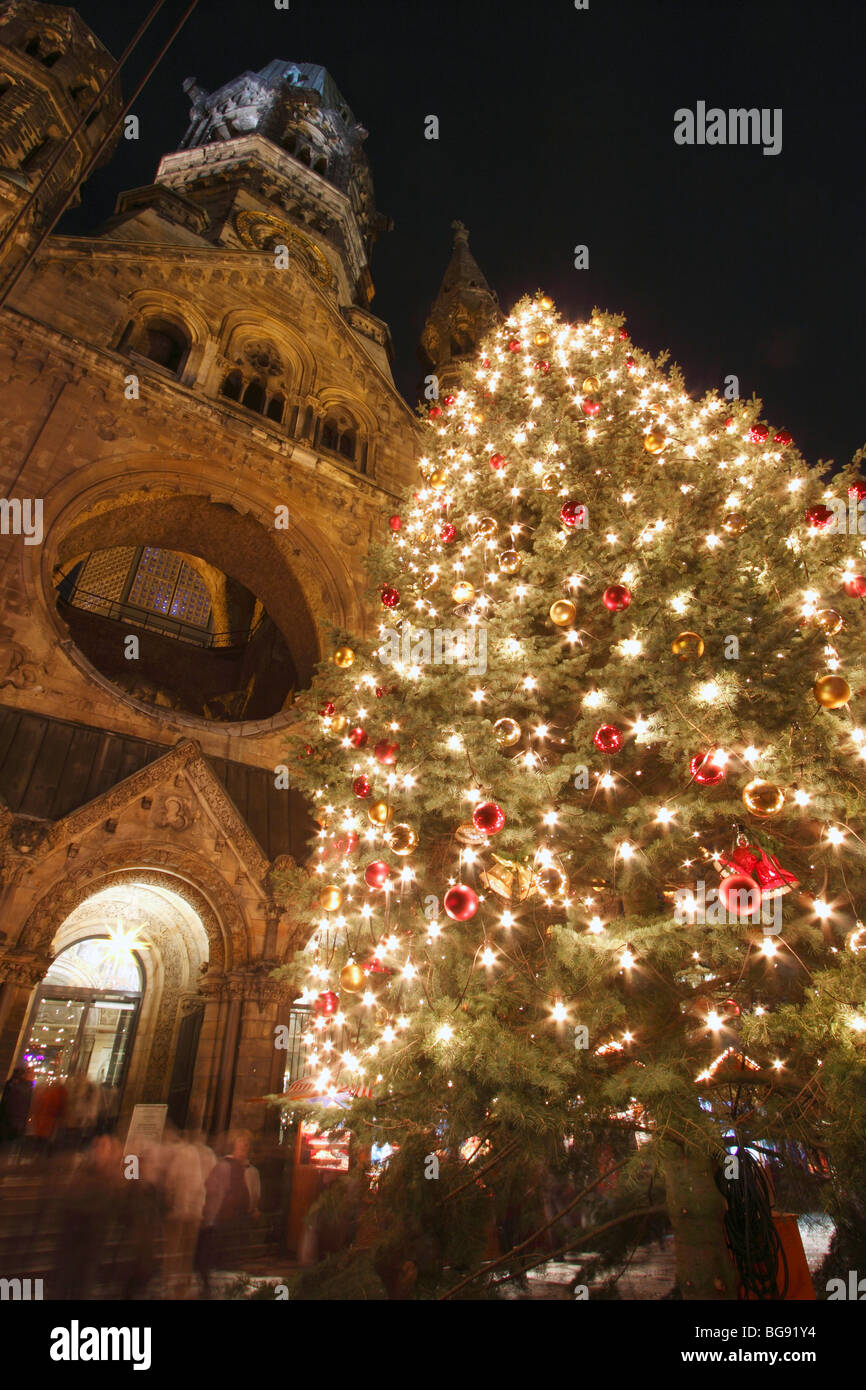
63, 0, 864, 468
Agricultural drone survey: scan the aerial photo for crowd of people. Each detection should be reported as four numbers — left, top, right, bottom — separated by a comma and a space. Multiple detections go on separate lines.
0, 1067, 264, 1298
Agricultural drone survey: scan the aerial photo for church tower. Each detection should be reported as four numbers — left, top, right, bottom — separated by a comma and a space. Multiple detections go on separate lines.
0, 1, 121, 285
419, 220, 500, 395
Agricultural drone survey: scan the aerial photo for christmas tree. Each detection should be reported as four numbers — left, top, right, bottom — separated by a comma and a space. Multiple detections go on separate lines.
275, 294, 866, 1300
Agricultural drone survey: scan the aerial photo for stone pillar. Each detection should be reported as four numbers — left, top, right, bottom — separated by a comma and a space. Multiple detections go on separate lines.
0, 950, 50, 1079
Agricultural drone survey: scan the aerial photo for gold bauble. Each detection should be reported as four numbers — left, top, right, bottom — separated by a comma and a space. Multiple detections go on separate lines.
367, 801, 392, 826
722, 512, 747, 536
742, 779, 786, 817
671, 631, 705, 660
815, 610, 844, 636
534, 330, 550, 345
475, 516, 499, 538
541, 472, 559, 491
536, 865, 568, 898
540, 295, 554, 310
430, 470, 448, 489
333, 646, 355, 669
643, 430, 667, 454
813, 673, 850, 709
498, 549, 522, 574
319, 884, 342, 912
452, 580, 475, 604
329, 714, 347, 733
493, 717, 522, 747
340, 961, 366, 992
583, 375, 600, 393
387, 823, 417, 855
549, 599, 578, 627
473, 411, 486, 424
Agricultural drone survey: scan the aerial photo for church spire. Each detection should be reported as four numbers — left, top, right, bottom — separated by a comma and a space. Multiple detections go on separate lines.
418, 221, 500, 394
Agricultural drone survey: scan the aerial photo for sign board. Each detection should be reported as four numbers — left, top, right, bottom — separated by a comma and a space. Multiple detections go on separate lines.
124, 1103, 168, 1156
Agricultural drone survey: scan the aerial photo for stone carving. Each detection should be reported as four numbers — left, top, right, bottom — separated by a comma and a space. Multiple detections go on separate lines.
155, 793, 197, 832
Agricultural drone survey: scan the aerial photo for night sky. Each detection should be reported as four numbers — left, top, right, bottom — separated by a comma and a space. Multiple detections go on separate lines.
63, 0, 864, 470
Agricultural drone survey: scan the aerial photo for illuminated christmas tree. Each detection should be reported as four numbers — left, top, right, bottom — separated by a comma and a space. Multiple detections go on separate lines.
276, 294, 866, 1300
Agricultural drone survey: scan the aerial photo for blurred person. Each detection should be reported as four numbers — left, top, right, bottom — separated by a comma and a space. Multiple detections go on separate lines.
0, 1065, 33, 1158
194, 1129, 260, 1295
160, 1125, 206, 1297
29, 1075, 68, 1156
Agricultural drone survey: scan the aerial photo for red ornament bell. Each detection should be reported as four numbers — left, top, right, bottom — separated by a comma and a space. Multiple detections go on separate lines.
849, 482, 866, 501
805, 504, 834, 529
349, 727, 368, 748
320, 702, 336, 717
625, 354, 635, 370
388, 515, 402, 531
381, 586, 400, 608
844, 574, 866, 597
444, 884, 479, 920
330, 831, 359, 859
593, 724, 623, 754
718, 873, 761, 919
507, 339, 521, 352
718, 838, 799, 898
489, 453, 507, 470
472, 801, 506, 834
774, 430, 792, 447
748, 424, 769, 444
690, 751, 726, 785
535, 360, 550, 374
428, 406, 443, 419
560, 500, 587, 527
618, 328, 628, 340
313, 990, 339, 1016
364, 861, 392, 889
353, 775, 371, 798
582, 397, 601, 418
374, 740, 399, 765
443, 394, 455, 406
440, 523, 457, 543
603, 584, 631, 612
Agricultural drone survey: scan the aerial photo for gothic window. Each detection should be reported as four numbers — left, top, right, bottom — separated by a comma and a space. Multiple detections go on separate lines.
220, 370, 243, 401
266, 393, 285, 423
242, 379, 266, 413
313, 155, 327, 176
320, 411, 359, 465
132, 317, 190, 374
299, 146, 311, 166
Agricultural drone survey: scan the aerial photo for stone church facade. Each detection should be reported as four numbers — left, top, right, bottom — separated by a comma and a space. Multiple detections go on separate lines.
0, 3, 498, 1156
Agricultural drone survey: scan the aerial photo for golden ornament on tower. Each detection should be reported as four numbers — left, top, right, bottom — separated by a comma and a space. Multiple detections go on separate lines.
813, 673, 850, 708
430, 470, 448, 489
367, 801, 392, 826
475, 516, 498, 537
534, 330, 550, 345
814, 610, 844, 636
493, 717, 522, 747
333, 646, 355, 669
387, 823, 417, 855
722, 512, 747, 536
340, 962, 366, 992
583, 376, 600, 393
318, 885, 343, 912
643, 430, 668, 455
452, 580, 475, 604
498, 549, 522, 574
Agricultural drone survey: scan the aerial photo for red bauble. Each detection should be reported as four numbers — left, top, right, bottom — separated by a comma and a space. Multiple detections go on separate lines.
774, 430, 792, 447
381, 586, 400, 608
618, 328, 628, 340
428, 406, 442, 419
593, 724, 623, 754
535, 360, 550, 374
805, 504, 834, 529
443, 394, 455, 406
388, 514, 402, 531
364, 860, 392, 889
320, 701, 336, 717
582, 397, 601, 418
718, 873, 761, 919
472, 801, 506, 834
440, 522, 457, 543
560, 499, 587, 527
843, 574, 866, 597
849, 483, 866, 501
481, 356, 490, 368
374, 740, 399, 765
603, 584, 631, 612
748, 424, 769, 444
489, 452, 507, 470
625, 354, 635, 371
313, 990, 339, 1016
722, 999, 742, 1017
353, 775, 372, 798
690, 751, 726, 785
349, 727, 368, 748
724, 416, 735, 431
507, 339, 521, 352
443, 884, 479, 920
331, 831, 359, 858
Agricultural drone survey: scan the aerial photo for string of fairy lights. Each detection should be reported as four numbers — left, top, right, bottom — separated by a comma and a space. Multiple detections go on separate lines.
289, 294, 866, 1104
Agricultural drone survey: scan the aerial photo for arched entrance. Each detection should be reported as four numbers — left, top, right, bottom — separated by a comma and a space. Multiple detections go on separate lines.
17, 881, 212, 1133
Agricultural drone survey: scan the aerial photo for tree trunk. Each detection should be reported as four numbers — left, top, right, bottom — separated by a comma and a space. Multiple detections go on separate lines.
661, 1144, 738, 1299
